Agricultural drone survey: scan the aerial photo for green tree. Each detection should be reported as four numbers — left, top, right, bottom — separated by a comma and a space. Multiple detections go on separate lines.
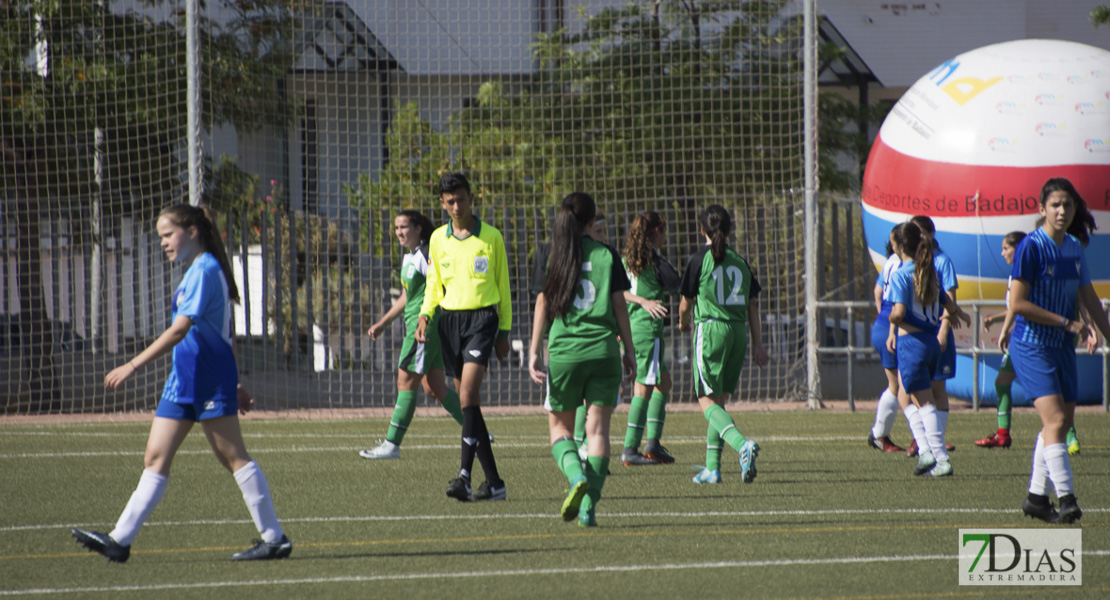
0, 0, 300, 410
1093, 6, 1110, 28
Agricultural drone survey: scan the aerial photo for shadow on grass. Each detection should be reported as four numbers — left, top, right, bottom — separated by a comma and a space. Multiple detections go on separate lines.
310, 546, 566, 561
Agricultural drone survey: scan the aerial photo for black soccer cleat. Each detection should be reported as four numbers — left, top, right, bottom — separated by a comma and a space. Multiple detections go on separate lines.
72, 528, 130, 563
1057, 494, 1083, 524
1021, 494, 1059, 524
446, 476, 472, 502
230, 535, 293, 560
642, 439, 675, 464
472, 479, 507, 501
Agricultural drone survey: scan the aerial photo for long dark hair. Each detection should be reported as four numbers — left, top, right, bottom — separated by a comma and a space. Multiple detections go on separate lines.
623, 210, 665, 277
894, 222, 938, 306
159, 204, 240, 303
699, 205, 733, 263
544, 192, 596, 318
1040, 177, 1097, 247
1003, 230, 1026, 248
910, 215, 941, 251
397, 209, 435, 245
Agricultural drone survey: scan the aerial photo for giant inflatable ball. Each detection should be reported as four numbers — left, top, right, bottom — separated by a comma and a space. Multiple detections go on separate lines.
861, 39, 1110, 405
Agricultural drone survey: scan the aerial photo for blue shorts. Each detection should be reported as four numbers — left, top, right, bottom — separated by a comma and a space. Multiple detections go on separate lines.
934, 329, 956, 380
155, 398, 239, 421
871, 317, 896, 369
1009, 338, 1078, 403
896, 330, 940, 394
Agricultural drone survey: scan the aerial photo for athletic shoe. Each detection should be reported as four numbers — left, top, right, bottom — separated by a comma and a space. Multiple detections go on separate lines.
230, 535, 293, 560
868, 432, 905, 453
738, 440, 760, 483
446, 475, 472, 502
577, 443, 589, 462
472, 480, 507, 501
71, 529, 130, 563
927, 460, 953, 477
488, 432, 495, 444
578, 508, 597, 528
946, 443, 956, 452
691, 467, 722, 484
358, 441, 400, 459
974, 432, 1012, 449
642, 439, 675, 464
913, 450, 936, 476
1057, 494, 1083, 524
1067, 439, 1080, 456
1022, 494, 1059, 523
620, 447, 659, 466
906, 439, 918, 457
561, 478, 589, 522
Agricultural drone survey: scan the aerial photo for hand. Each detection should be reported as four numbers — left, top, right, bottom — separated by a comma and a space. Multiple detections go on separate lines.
237, 384, 255, 414
621, 351, 636, 380
886, 334, 897, 354
998, 328, 1010, 354
944, 307, 971, 330
104, 362, 137, 390
640, 299, 668, 320
752, 343, 769, 368
367, 322, 383, 340
528, 351, 546, 385
1078, 324, 1096, 352
679, 319, 691, 333
495, 336, 510, 362
414, 317, 428, 343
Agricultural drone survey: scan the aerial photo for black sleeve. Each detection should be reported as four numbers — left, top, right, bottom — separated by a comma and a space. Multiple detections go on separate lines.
680, 249, 707, 298
750, 272, 762, 299
530, 244, 550, 296
607, 244, 631, 292
653, 251, 682, 295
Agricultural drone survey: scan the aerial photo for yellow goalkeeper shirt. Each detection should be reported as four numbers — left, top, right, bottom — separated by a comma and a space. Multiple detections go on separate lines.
420, 217, 512, 336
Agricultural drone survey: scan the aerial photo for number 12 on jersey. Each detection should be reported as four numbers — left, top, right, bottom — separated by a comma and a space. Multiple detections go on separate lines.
710, 265, 746, 306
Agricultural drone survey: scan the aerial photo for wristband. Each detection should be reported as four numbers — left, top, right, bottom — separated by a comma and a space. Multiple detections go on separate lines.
129, 360, 138, 370
1061, 317, 1069, 330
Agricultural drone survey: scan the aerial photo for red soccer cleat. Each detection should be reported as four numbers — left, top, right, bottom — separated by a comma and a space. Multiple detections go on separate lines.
975, 431, 1012, 449
906, 439, 917, 457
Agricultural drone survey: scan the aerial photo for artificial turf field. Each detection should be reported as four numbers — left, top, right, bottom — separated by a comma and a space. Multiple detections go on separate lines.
1, 408, 1107, 599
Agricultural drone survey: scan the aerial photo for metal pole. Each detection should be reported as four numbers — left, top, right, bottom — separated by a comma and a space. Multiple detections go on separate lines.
803, 0, 820, 408
971, 304, 980, 411
186, 0, 201, 206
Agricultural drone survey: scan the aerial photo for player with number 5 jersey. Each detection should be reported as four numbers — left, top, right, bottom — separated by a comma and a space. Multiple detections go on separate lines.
678, 205, 768, 485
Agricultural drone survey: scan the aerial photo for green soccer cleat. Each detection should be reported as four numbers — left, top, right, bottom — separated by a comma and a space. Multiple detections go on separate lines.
561, 478, 589, 522
738, 440, 760, 483
1067, 439, 1080, 456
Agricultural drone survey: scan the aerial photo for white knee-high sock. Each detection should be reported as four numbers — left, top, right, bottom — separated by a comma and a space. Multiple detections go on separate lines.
918, 404, 949, 463
109, 469, 168, 546
1042, 443, 1073, 497
233, 461, 284, 544
903, 404, 928, 455
871, 389, 900, 438
1029, 433, 1049, 496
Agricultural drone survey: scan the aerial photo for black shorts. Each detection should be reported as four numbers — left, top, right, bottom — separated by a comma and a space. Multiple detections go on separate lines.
437, 306, 499, 378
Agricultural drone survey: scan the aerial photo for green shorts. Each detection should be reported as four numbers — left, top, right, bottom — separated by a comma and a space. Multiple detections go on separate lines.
397, 317, 444, 375
692, 320, 748, 398
544, 356, 623, 412
999, 351, 1013, 374
632, 331, 668, 386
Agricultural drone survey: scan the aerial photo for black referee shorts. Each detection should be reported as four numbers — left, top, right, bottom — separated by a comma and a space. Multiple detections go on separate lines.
437, 306, 499, 378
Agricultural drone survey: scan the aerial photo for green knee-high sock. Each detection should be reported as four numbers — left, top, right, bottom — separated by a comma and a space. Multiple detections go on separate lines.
574, 404, 588, 449
706, 422, 723, 471
581, 456, 610, 513
623, 396, 647, 450
1067, 425, 1078, 446
551, 437, 585, 483
646, 391, 667, 440
994, 383, 1011, 431
705, 404, 747, 452
440, 389, 465, 427
386, 391, 418, 445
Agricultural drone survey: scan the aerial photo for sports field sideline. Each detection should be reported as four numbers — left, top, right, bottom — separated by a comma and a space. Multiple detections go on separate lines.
2, 405, 1107, 599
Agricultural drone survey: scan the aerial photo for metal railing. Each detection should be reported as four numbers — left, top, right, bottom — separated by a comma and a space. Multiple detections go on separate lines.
815, 299, 1110, 412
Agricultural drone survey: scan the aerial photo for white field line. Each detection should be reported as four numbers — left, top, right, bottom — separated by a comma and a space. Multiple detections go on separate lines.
4, 507, 1109, 533
3, 552, 1110, 597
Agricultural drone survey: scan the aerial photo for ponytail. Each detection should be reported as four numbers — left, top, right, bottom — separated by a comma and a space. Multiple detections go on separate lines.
159, 204, 241, 303
544, 192, 596, 318
623, 210, 664, 277
699, 205, 733, 263
896, 222, 937, 306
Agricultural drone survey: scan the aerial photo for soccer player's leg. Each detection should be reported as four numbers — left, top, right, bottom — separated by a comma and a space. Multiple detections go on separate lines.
546, 361, 589, 519
868, 319, 904, 452
578, 358, 620, 526
642, 348, 674, 463
424, 325, 465, 427
693, 422, 722, 484
362, 367, 420, 460
978, 356, 1014, 448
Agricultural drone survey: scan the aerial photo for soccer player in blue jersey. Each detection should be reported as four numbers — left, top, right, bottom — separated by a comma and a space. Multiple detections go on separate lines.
72, 205, 290, 563
678, 205, 769, 484
904, 215, 959, 458
1004, 178, 1110, 523
867, 224, 907, 453
886, 222, 969, 477
360, 210, 466, 460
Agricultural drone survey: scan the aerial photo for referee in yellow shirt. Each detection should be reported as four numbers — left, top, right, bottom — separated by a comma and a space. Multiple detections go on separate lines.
416, 173, 511, 502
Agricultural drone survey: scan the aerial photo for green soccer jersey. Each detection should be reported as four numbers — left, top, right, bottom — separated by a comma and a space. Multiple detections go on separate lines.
679, 245, 762, 323
624, 250, 681, 338
545, 236, 632, 360
401, 244, 432, 331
